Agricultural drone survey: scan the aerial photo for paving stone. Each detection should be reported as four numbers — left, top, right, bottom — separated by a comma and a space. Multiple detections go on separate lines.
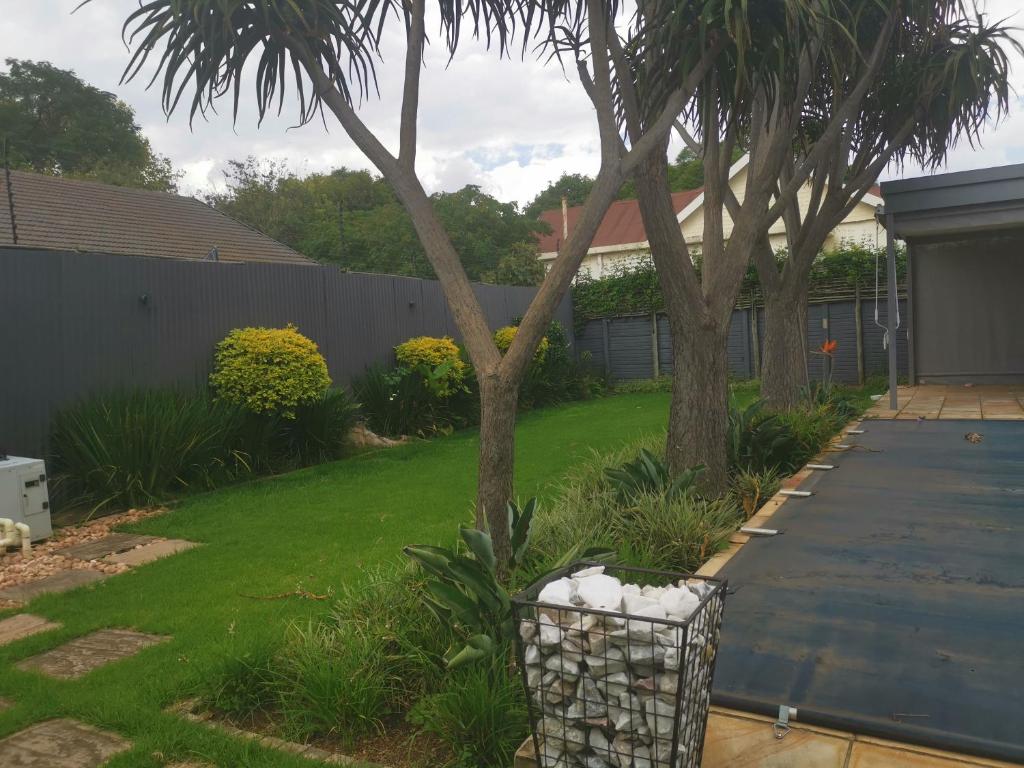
0, 718, 130, 767
61, 533, 159, 561
0, 570, 107, 603
17, 628, 168, 679
701, 711, 851, 768
104, 539, 197, 566
0, 614, 61, 646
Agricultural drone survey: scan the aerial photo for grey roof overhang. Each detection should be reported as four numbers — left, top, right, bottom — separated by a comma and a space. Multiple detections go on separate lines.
877, 163, 1024, 239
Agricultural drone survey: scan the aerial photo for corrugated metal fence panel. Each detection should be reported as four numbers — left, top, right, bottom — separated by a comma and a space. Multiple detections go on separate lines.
0, 250, 62, 455
1, 248, 567, 457
728, 310, 753, 379
657, 315, 673, 373
578, 295, 908, 385
576, 320, 606, 369
862, 298, 909, 379
607, 316, 654, 380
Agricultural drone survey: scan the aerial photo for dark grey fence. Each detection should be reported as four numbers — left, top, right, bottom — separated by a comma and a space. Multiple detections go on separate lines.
577, 295, 909, 384
1, 248, 571, 457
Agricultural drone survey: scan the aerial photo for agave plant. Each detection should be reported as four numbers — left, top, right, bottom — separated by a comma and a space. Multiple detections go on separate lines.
726, 397, 801, 475
604, 449, 705, 505
403, 497, 537, 668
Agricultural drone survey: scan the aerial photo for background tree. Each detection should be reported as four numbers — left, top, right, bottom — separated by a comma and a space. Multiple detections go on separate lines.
524, 172, 595, 217
622, 0, 901, 492
209, 159, 547, 280
753, 0, 1021, 408
104, 0, 718, 572
0, 59, 177, 191
525, 148, 721, 218
485, 241, 547, 286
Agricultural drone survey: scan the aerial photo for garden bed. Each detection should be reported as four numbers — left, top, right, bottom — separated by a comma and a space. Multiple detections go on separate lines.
0, 507, 167, 608
171, 698, 451, 767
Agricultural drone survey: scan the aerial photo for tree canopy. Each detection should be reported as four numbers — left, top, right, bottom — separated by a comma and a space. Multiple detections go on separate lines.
524, 148, 728, 218
0, 59, 177, 191
209, 158, 549, 284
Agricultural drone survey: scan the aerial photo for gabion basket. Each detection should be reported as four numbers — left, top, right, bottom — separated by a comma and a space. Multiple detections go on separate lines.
512, 562, 727, 768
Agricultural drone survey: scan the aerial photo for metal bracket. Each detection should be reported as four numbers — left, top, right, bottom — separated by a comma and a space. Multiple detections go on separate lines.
774, 705, 797, 740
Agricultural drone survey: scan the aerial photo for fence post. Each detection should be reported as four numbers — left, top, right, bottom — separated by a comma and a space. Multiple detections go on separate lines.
854, 283, 865, 385
651, 311, 660, 379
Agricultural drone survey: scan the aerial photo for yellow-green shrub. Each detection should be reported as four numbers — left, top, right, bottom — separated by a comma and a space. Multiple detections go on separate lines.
394, 336, 467, 397
210, 325, 331, 416
494, 325, 548, 362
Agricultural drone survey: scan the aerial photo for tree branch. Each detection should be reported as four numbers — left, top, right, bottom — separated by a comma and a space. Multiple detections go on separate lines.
398, 0, 426, 171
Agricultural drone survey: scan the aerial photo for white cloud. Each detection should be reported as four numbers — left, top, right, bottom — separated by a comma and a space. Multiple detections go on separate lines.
2, 0, 1023, 205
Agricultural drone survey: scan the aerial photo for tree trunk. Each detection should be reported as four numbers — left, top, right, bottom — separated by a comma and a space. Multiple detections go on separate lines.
475, 374, 519, 575
760, 278, 810, 410
665, 314, 732, 495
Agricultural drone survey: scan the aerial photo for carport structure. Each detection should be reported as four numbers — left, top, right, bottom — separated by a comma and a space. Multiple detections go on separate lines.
879, 163, 1024, 407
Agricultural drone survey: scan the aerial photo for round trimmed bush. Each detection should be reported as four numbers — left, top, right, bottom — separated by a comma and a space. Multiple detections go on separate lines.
494, 325, 548, 361
394, 335, 467, 397
210, 324, 331, 416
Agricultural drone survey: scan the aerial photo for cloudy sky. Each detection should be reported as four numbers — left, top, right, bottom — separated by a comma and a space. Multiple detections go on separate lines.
2, 1, 1023, 206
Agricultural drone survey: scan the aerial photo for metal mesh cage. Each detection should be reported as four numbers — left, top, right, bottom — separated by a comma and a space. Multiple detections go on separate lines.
512, 562, 726, 768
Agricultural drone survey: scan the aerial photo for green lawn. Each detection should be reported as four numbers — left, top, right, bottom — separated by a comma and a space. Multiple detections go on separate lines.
0, 392, 678, 767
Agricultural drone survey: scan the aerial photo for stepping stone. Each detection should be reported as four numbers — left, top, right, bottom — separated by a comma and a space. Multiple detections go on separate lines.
62, 533, 159, 561
17, 629, 168, 679
0, 718, 130, 767
103, 539, 198, 566
0, 697, 11, 712
0, 570, 107, 603
0, 614, 61, 646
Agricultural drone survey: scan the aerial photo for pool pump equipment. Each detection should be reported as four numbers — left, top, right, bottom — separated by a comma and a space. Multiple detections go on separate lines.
0, 456, 53, 551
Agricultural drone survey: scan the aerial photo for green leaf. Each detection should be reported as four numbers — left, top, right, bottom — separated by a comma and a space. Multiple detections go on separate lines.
459, 526, 496, 574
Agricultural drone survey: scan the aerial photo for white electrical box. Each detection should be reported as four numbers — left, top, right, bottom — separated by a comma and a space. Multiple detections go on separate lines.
0, 456, 53, 541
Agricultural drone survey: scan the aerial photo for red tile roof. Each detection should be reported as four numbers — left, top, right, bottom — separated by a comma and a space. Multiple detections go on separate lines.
536, 183, 882, 254
536, 189, 702, 254
0, 170, 312, 265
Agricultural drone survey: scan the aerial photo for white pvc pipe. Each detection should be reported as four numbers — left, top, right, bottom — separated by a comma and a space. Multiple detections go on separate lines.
0, 518, 31, 553
13, 522, 30, 554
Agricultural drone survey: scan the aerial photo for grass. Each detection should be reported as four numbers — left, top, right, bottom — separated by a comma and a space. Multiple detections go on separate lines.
0, 392, 680, 767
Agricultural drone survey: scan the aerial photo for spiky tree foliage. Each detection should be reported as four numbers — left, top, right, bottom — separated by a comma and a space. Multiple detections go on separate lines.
608, 0, 901, 491
752, 0, 1021, 408
90, 0, 723, 574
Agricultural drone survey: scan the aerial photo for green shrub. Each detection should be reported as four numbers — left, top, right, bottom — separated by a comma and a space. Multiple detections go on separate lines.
50, 389, 252, 511
604, 448, 703, 504
726, 398, 803, 475
275, 621, 398, 745
611, 492, 742, 572
731, 467, 782, 517
519, 322, 606, 408
281, 389, 360, 464
395, 336, 468, 398
355, 364, 475, 438
196, 634, 281, 724
211, 324, 331, 416
409, 658, 527, 768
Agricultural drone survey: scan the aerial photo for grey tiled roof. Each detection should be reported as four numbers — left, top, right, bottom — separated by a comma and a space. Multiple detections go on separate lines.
0, 169, 313, 265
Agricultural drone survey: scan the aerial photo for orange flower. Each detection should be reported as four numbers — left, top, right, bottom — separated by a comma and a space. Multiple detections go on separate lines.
820, 339, 838, 355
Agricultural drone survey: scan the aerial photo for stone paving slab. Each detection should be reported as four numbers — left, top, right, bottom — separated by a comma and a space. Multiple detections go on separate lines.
17, 628, 169, 679
0, 718, 130, 767
0, 614, 61, 646
103, 539, 197, 566
0, 570, 107, 603
61, 533, 159, 561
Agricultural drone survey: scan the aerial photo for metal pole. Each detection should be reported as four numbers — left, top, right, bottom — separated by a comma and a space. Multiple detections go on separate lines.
886, 212, 899, 410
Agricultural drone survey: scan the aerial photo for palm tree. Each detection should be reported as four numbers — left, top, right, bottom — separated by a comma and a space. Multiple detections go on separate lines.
90, 0, 720, 572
